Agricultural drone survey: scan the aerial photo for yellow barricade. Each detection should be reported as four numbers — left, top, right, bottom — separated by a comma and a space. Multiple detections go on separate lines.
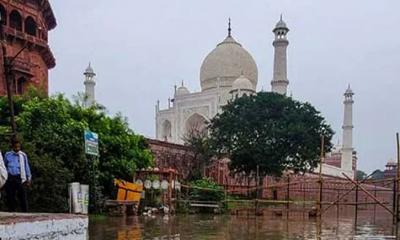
114, 179, 143, 202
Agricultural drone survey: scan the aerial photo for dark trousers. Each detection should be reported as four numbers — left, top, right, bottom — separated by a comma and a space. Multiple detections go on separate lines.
5, 175, 28, 212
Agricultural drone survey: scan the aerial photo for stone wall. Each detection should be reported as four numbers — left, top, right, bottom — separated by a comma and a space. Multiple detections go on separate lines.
147, 138, 195, 179
0, 213, 88, 240
147, 139, 391, 205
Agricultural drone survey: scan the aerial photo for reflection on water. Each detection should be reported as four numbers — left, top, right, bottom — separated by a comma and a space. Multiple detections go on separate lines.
89, 210, 399, 239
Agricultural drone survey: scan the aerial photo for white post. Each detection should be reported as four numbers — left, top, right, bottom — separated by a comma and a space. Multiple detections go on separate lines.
271, 16, 290, 95
342, 85, 354, 173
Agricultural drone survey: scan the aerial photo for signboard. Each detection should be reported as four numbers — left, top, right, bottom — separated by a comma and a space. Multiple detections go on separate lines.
84, 130, 99, 156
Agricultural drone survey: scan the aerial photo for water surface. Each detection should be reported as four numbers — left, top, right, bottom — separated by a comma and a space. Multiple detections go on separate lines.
89, 211, 398, 239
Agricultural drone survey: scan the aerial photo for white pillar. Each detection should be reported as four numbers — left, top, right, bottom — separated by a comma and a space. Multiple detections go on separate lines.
342, 85, 354, 171
155, 100, 160, 140
271, 16, 289, 95
84, 63, 96, 108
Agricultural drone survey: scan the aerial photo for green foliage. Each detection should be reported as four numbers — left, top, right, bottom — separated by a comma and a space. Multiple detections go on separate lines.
209, 92, 334, 177
356, 170, 368, 180
0, 90, 154, 212
189, 178, 224, 202
183, 130, 214, 181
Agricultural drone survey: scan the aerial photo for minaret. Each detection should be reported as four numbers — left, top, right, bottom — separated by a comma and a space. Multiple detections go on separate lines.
271, 15, 290, 95
342, 85, 354, 172
84, 63, 96, 108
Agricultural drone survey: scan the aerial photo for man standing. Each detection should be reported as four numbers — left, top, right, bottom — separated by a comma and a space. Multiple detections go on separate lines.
4, 139, 31, 212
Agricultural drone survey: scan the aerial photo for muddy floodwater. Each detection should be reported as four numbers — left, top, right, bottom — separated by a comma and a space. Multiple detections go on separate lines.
89, 210, 400, 240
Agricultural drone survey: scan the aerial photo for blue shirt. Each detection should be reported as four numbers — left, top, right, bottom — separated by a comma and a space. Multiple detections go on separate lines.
3, 151, 31, 180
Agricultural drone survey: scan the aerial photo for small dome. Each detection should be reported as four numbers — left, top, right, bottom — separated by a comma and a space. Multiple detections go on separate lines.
231, 75, 254, 92
273, 15, 289, 32
84, 63, 95, 76
345, 85, 354, 95
200, 35, 258, 91
275, 19, 287, 29
176, 86, 190, 96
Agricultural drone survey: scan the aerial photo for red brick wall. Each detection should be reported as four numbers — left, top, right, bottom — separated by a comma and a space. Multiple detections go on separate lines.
147, 139, 392, 205
147, 138, 196, 179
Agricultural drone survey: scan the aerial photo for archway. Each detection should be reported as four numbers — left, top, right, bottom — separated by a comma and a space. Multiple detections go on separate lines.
161, 120, 172, 141
185, 113, 208, 137
0, 4, 7, 25
25, 16, 37, 36
15, 77, 27, 95
9, 10, 22, 31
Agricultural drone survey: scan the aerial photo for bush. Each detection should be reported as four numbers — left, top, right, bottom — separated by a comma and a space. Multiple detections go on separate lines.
189, 178, 225, 202
0, 90, 154, 212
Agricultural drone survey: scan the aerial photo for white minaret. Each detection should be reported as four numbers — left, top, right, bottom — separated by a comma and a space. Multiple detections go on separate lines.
271, 15, 290, 95
341, 85, 354, 172
84, 63, 96, 108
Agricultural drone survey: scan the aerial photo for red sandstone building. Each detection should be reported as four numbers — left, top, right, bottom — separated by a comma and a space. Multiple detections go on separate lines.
384, 160, 397, 179
0, 0, 56, 96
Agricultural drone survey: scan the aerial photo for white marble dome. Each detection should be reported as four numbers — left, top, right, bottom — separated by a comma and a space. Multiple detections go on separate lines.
176, 85, 190, 96
200, 35, 258, 91
232, 75, 254, 91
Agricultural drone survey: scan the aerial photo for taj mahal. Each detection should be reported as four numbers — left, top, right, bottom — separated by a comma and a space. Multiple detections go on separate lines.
155, 17, 287, 144
151, 16, 356, 178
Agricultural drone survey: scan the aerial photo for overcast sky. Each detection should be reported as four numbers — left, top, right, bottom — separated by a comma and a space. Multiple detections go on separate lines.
49, 0, 400, 173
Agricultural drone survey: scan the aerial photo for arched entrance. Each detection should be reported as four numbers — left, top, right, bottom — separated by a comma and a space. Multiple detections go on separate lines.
161, 120, 172, 142
185, 113, 208, 137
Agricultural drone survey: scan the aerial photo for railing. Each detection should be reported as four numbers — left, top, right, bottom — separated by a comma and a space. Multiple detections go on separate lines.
11, 57, 32, 73
2, 25, 49, 48
2, 25, 55, 68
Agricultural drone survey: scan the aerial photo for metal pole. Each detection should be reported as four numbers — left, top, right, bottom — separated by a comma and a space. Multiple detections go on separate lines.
256, 165, 259, 215
393, 178, 397, 224
337, 187, 340, 218
4, 62, 16, 138
396, 133, 400, 222
168, 170, 172, 212
317, 136, 324, 218
373, 185, 376, 223
93, 155, 97, 212
0, 21, 17, 139
286, 175, 290, 219
355, 181, 358, 223
256, 165, 259, 199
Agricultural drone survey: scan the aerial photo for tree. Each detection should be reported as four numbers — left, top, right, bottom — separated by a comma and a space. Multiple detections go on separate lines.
370, 169, 384, 180
208, 92, 334, 179
183, 127, 214, 180
356, 170, 368, 180
0, 90, 154, 212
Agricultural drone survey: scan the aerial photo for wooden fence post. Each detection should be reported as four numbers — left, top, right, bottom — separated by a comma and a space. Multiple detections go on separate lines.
317, 136, 324, 218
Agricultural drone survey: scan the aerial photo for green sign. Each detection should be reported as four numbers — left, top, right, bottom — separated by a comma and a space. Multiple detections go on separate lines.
84, 130, 99, 156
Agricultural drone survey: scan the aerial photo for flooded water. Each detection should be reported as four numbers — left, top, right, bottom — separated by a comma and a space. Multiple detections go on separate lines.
89, 210, 400, 239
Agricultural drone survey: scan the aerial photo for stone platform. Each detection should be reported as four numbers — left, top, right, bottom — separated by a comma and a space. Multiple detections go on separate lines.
0, 212, 88, 240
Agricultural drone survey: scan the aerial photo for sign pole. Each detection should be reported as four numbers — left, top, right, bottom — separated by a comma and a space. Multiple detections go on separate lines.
84, 130, 100, 212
